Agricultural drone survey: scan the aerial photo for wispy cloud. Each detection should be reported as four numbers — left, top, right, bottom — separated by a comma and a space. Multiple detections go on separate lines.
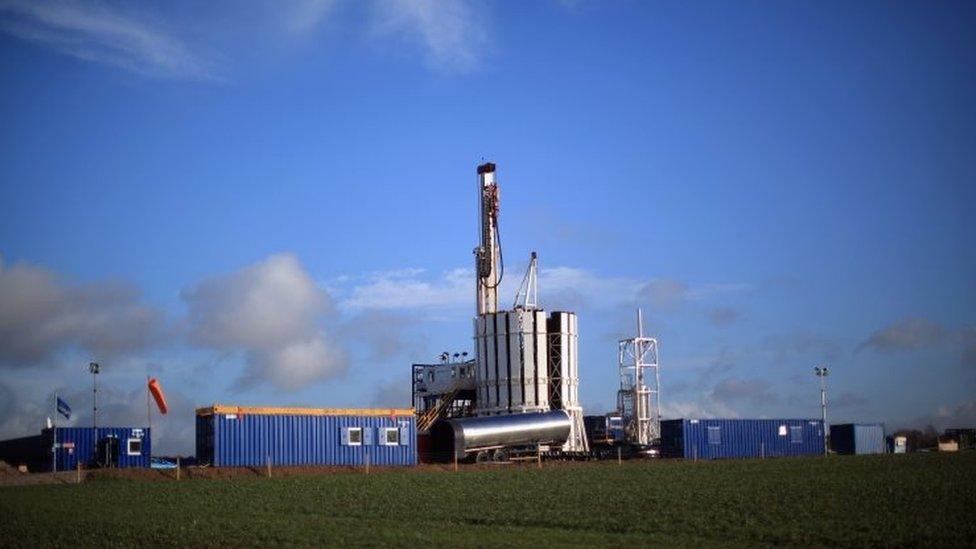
335, 264, 749, 315
708, 306, 741, 327
857, 317, 945, 354
371, 0, 487, 72
281, 0, 338, 35
710, 377, 780, 407
0, 0, 218, 80
0, 0, 492, 79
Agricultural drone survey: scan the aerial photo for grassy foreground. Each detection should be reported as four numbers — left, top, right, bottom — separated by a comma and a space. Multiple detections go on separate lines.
1, 452, 973, 547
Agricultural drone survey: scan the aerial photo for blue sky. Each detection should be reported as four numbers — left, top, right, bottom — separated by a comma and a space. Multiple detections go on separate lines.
1, 0, 974, 454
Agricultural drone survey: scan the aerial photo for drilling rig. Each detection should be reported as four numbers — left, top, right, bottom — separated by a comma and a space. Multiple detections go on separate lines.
412, 162, 589, 462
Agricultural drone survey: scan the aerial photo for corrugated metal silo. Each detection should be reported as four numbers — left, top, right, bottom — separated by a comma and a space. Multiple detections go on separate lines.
474, 310, 549, 415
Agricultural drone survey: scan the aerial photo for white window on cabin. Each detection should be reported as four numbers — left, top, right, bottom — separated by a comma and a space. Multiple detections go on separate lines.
707, 426, 721, 445
790, 425, 803, 443
347, 427, 363, 446
382, 427, 400, 446
778, 425, 788, 436
127, 438, 142, 456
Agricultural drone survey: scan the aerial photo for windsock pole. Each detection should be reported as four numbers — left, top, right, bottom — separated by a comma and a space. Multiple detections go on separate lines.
146, 376, 152, 458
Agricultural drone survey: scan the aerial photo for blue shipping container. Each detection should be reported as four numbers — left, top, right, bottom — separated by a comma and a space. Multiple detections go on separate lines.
196, 405, 417, 467
0, 427, 152, 472
49, 427, 151, 471
661, 419, 825, 459
830, 423, 886, 455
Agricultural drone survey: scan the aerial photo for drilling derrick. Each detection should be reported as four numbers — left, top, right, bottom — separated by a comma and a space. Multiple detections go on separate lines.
475, 163, 501, 316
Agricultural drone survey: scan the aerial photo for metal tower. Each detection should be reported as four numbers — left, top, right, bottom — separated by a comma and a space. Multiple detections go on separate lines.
474, 163, 502, 316
617, 309, 661, 446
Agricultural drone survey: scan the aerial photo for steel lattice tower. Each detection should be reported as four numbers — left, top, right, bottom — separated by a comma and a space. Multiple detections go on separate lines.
617, 309, 661, 446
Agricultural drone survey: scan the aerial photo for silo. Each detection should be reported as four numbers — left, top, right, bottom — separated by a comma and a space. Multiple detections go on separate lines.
547, 311, 589, 451
474, 309, 549, 416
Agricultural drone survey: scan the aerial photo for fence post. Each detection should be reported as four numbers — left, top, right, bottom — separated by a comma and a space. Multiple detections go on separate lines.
177, 457, 181, 481
365, 449, 370, 475
617, 446, 622, 465
266, 455, 271, 478
760, 442, 764, 459
76, 461, 81, 484
453, 451, 458, 473
537, 446, 542, 470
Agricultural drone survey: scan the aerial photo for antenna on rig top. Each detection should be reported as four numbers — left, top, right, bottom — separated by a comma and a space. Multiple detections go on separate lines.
513, 252, 539, 310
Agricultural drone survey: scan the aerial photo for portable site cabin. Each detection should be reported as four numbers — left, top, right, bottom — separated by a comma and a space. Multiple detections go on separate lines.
0, 427, 151, 472
830, 423, 886, 455
195, 405, 417, 467
661, 419, 825, 459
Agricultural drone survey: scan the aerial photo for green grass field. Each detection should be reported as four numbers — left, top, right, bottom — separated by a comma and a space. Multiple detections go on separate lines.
1, 452, 973, 547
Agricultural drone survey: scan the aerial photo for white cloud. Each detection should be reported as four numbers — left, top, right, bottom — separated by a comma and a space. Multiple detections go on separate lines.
280, 0, 338, 34
661, 398, 738, 420
371, 0, 487, 72
182, 253, 346, 391
0, 257, 167, 368
0, 0, 493, 79
0, 0, 217, 80
336, 264, 748, 315
338, 267, 471, 311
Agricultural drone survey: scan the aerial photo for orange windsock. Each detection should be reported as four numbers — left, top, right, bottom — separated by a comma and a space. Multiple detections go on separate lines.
148, 377, 168, 415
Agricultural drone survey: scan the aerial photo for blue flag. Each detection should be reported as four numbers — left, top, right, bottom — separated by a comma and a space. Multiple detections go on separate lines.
56, 396, 71, 420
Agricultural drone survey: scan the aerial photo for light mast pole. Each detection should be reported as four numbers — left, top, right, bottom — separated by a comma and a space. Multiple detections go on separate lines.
814, 366, 829, 455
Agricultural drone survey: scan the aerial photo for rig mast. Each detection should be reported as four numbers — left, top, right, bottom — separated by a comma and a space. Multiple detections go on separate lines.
474, 163, 502, 316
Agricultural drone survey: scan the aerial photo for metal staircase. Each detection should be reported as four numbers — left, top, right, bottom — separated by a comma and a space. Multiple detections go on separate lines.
417, 386, 461, 432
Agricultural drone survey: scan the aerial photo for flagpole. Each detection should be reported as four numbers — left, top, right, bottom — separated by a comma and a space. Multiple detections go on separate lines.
52, 392, 57, 475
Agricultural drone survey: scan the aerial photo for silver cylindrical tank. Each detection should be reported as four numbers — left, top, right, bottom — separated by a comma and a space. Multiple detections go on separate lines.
431, 410, 571, 461
473, 310, 549, 415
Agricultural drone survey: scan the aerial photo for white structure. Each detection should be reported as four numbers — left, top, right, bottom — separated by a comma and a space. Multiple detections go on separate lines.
469, 162, 588, 451
474, 163, 501, 316
474, 309, 550, 415
617, 309, 661, 446
547, 311, 588, 452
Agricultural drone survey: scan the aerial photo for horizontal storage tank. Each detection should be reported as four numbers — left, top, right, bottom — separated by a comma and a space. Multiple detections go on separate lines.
195, 405, 416, 467
430, 410, 571, 462
830, 423, 886, 455
0, 427, 151, 472
661, 419, 824, 460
